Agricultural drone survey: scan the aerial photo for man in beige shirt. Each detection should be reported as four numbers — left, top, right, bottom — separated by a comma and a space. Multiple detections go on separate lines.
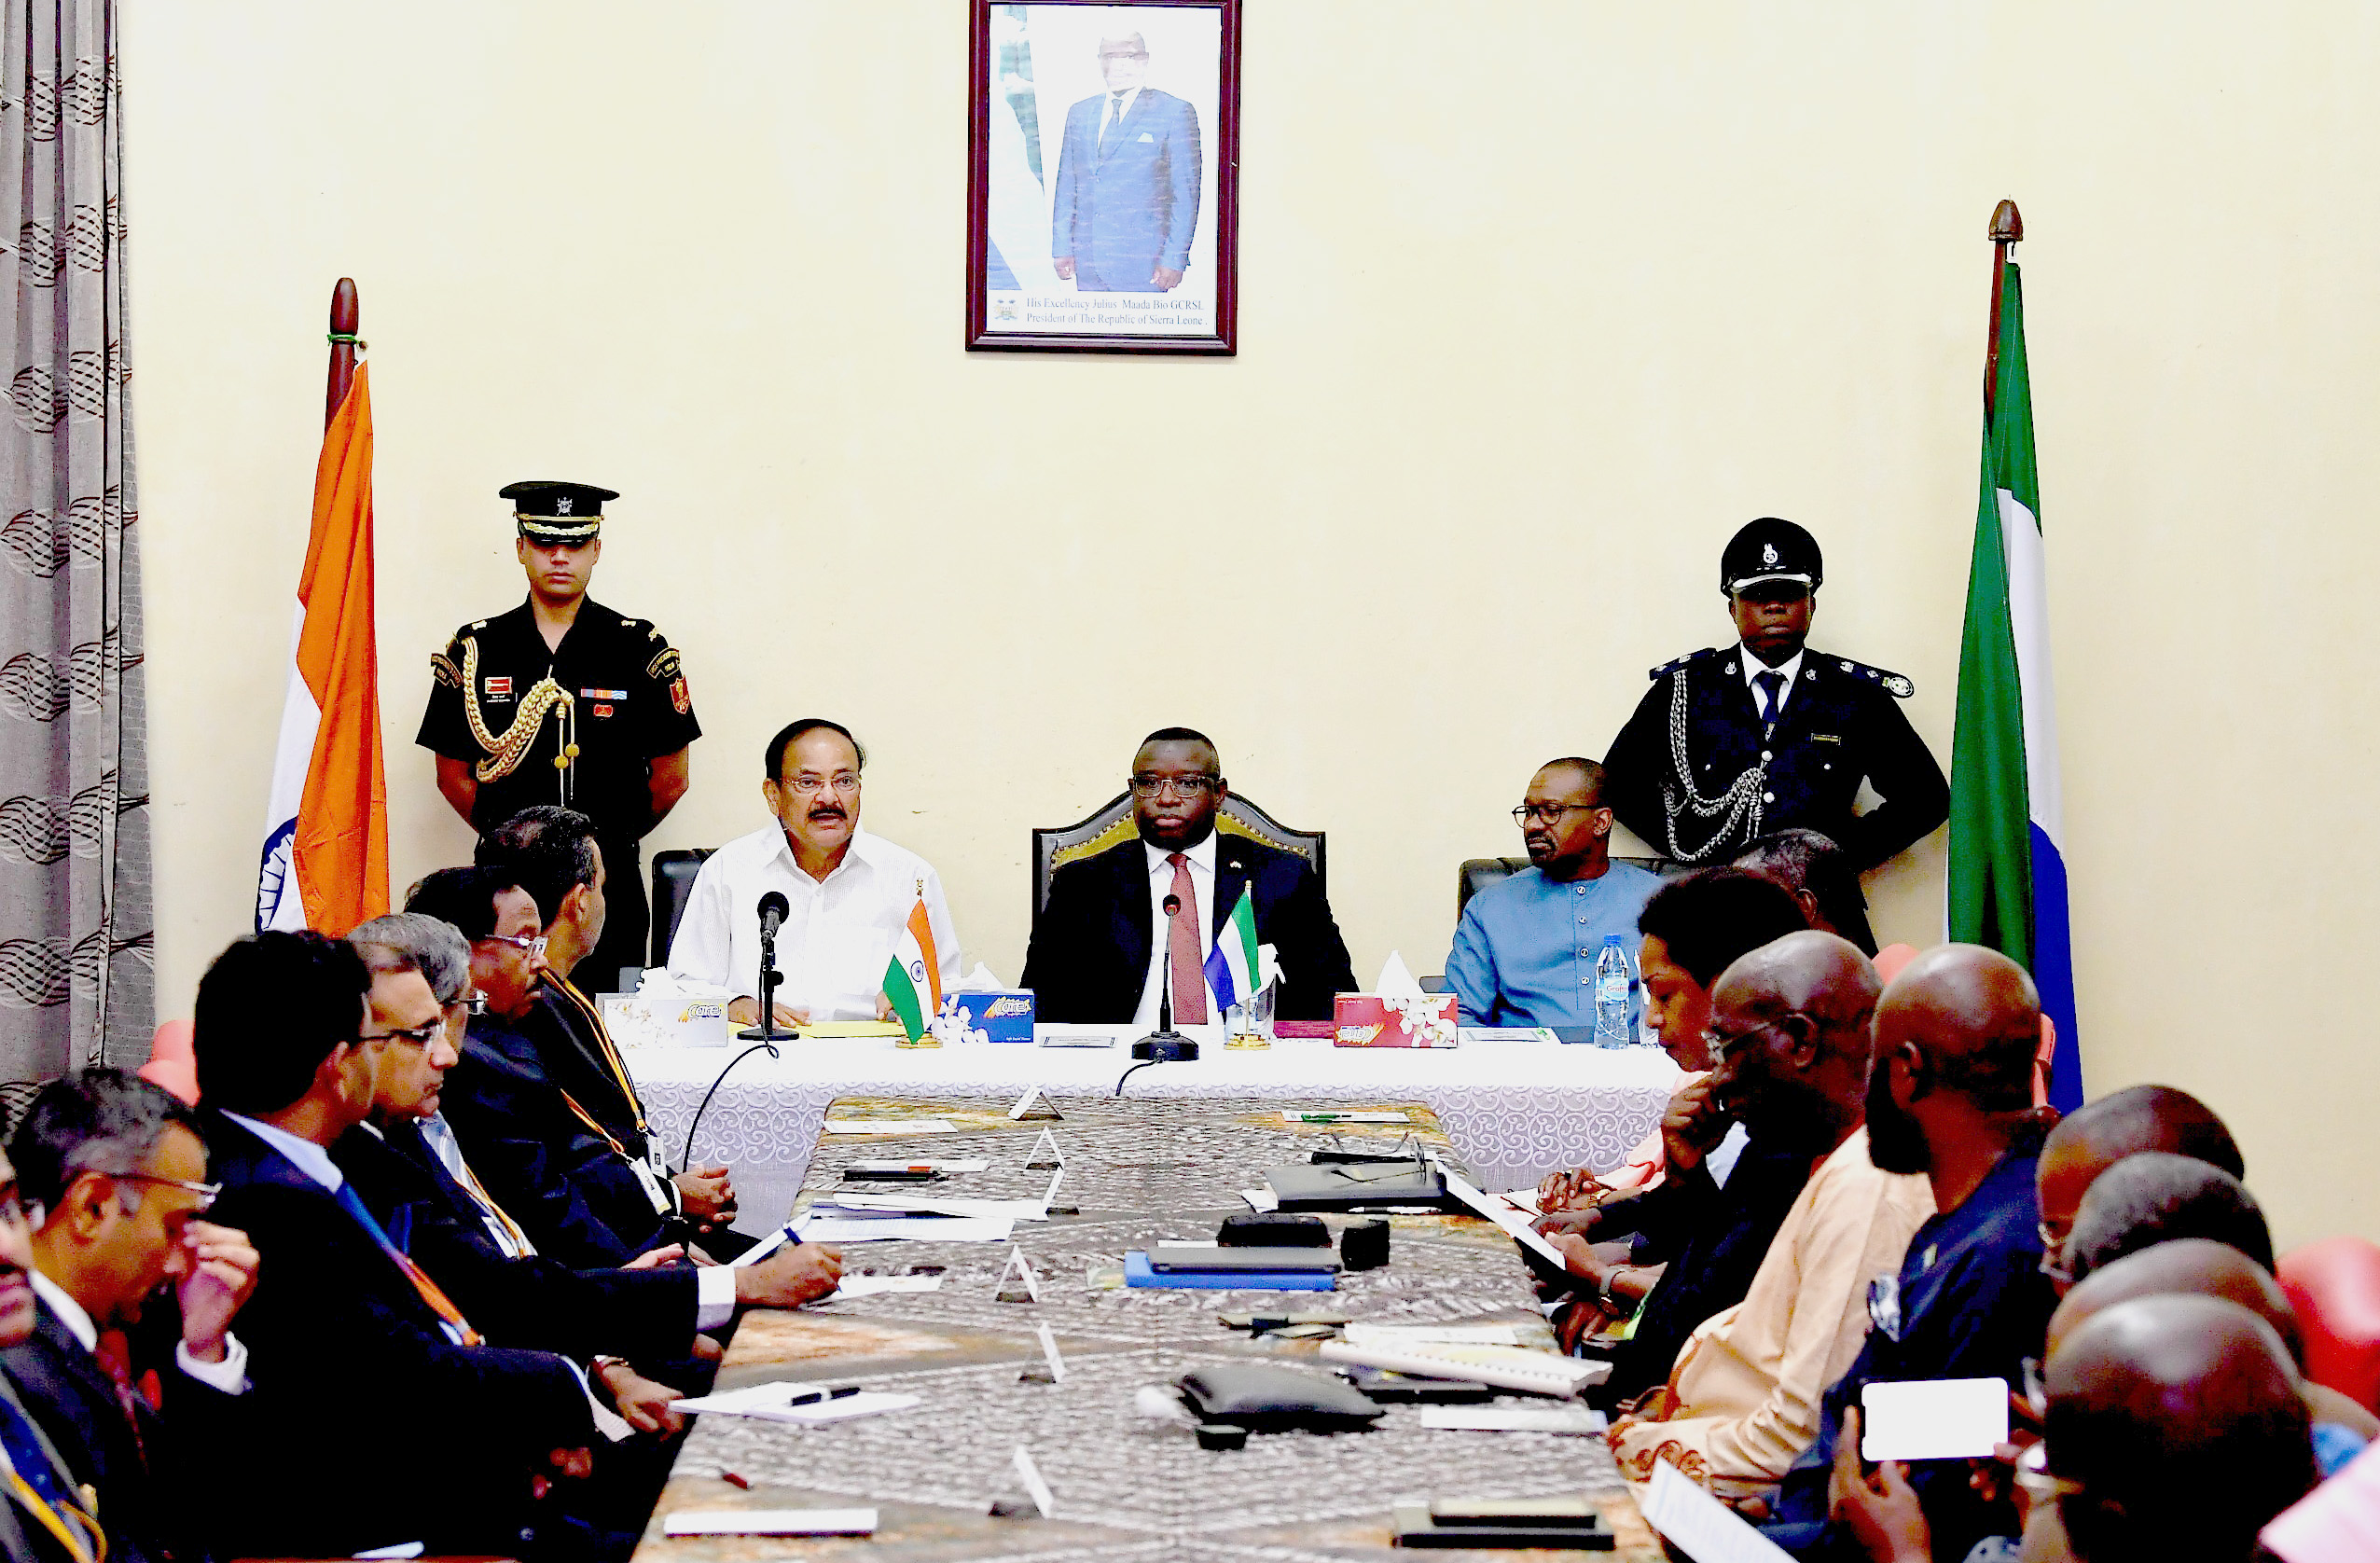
1610, 931, 1934, 1501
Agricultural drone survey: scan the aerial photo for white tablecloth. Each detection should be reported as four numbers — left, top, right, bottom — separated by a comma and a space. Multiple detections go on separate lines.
627, 1031, 1682, 1228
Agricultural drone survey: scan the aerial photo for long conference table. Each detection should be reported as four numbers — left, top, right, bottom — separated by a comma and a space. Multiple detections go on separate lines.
623, 1030, 1684, 1233
629, 1093, 1666, 1561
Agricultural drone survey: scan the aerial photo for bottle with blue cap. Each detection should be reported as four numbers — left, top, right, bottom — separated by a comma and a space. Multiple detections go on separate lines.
1593, 935, 1632, 1048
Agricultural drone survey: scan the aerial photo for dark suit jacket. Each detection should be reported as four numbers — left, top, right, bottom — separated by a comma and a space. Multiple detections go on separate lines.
1604, 643, 1949, 874
331, 1118, 695, 1366
1022, 834, 1355, 1023
442, 1006, 673, 1267
1049, 86, 1202, 285
0, 1298, 249, 1563
199, 1110, 593, 1557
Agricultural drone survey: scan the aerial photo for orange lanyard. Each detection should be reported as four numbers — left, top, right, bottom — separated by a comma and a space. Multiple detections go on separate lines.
551, 975, 652, 1138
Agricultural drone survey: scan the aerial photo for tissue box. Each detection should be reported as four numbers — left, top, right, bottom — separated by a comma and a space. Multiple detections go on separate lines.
946, 990, 1037, 1044
1333, 994, 1459, 1048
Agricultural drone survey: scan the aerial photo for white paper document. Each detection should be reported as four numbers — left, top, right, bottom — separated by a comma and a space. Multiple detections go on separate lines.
820, 1193, 1052, 1222
830, 1273, 944, 1297
1238, 1187, 1280, 1211
672, 1382, 920, 1424
793, 1213, 1016, 1244
845, 1158, 989, 1174
1640, 1459, 1798, 1563
1860, 1377, 2011, 1462
1458, 1027, 1559, 1044
1282, 1110, 1410, 1124
823, 1118, 957, 1135
1418, 1405, 1608, 1434
726, 1223, 797, 1267
1436, 1164, 1572, 1269
662, 1508, 878, 1537
1343, 1321, 1528, 1348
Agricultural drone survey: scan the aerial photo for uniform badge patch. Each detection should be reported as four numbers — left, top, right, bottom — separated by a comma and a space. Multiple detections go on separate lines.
1884, 674, 1915, 698
671, 676, 690, 714
484, 677, 513, 701
592, 704, 614, 718
1762, 543, 1778, 566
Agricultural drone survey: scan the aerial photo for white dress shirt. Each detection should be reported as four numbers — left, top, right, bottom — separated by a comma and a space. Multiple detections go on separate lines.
1739, 643, 1806, 721
29, 1265, 250, 1394
666, 824, 963, 1021
1131, 831, 1218, 1031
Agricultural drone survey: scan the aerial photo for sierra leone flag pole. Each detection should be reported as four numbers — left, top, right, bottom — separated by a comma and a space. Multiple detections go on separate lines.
1948, 200, 2082, 1112
1202, 887, 1260, 1015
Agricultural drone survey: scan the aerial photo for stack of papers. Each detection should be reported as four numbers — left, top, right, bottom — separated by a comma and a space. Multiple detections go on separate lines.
663, 1509, 878, 1537
822, 1118, 957, 1135
831, 1273, 944, 1298
1343, 1321, 1528, 1349
672, 1382, 920, 1424
793, 1211, 1016, 1244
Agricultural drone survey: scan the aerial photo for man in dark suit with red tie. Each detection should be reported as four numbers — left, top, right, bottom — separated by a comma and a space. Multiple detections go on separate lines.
191, 931, 604, 1559
1022, 728, 1355, 1024
2, 1069, 260, 1563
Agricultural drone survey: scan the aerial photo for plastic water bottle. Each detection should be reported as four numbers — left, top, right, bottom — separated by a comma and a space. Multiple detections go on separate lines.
1593, 935, 1633, 1048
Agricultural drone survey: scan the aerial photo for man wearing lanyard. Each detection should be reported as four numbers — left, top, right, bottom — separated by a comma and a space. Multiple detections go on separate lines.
418, 480, 701, 993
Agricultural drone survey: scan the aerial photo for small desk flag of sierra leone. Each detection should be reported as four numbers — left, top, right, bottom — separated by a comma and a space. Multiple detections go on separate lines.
882, 892, 943, 1042
1948, 255, 2083, 1111
1202, 887, 1260, 1012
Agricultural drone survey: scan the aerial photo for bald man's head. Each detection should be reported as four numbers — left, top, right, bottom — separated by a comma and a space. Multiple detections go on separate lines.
2037, 1086, 2243, 1282
2047, 1238, 2298, 1366
1706, 932, 1880, 1150
2045, 1294, 2313, 1562
2065, 1152, 2273, 1289
1864, 945, 2041, 1176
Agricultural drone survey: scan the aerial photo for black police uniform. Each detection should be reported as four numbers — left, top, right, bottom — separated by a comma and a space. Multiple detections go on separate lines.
415, 483, 700, 989
1603, 518, 1948, 875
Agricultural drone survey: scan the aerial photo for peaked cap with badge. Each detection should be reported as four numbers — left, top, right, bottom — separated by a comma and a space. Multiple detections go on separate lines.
1602, 518, 1948, 873
417, 480, 702, 981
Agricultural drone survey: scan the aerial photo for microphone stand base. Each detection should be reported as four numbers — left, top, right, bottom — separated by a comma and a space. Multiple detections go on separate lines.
1130, 1030, 1200, 1063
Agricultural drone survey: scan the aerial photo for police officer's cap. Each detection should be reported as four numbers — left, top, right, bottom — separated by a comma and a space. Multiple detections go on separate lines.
1720, 517, 1823, 596
501, 479, 618, 545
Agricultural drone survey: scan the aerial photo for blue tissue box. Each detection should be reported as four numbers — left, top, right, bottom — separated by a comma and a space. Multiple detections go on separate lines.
947, 989, 1036, 1044
1123, 1251, 1337, 1292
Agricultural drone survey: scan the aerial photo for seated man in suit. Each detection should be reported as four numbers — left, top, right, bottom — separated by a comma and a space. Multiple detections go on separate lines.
1446, 756, 1662, 1029
478, 808, 740, 1242
664, 718, 962, 1030
192, 930, 605, 1558
415, 865, 714, 1266
0, 1142, 108, 1563
342, 912, 837, 1371
2, 1069, 261, 1563
1021, 727, 1355, 1024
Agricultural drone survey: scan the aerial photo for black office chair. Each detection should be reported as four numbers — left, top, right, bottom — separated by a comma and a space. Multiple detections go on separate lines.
648, 847, 717, 968
1031, 793, 1324, 930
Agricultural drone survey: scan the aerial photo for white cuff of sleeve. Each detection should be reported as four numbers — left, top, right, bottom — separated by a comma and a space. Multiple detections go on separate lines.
696, 1264, 738, 1330
175, 1333, 251, 1395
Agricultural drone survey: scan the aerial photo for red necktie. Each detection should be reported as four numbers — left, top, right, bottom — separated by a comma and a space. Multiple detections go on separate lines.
1167, 852, 1207, 1023
91, 1329, 149, 1459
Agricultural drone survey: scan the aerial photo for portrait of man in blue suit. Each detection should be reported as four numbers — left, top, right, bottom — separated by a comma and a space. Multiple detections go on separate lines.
1050, 31, 1202, 294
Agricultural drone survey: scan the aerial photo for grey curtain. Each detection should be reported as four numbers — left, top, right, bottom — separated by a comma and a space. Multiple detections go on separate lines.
0, 0, 150, 1077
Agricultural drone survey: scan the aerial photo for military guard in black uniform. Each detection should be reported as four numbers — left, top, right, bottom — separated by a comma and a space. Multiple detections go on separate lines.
417, 481, 700, 989
1604, 518, 1948, 879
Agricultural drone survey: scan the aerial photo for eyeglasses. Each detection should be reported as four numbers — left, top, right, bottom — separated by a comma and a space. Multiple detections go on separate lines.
478, 933, 547, 957
1512, 803, 1599, 826
114, 1173, 220, 1213
2011, 1442, 2083, 1504
1130, 775, 1218, 798
1702, 1017, 1786, 1061
365, 1020, 446, 1050
781, 774, 861, 796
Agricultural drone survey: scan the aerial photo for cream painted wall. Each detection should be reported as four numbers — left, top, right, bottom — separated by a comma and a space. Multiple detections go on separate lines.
124, 4, 2379, 1246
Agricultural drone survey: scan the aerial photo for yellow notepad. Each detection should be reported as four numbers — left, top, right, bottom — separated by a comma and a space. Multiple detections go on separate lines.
799, 1021, 906, 1038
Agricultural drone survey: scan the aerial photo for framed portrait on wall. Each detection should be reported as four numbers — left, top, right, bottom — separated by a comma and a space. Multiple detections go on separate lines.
967, 0, 1240, 354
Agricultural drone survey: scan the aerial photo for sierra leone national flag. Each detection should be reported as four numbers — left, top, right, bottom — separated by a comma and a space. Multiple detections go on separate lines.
1202, 887, 1260, 1013
882, 896, 942, 1042
1948, 256, 2082, 1111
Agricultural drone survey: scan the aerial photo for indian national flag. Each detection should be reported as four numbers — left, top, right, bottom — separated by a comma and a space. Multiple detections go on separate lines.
1202, 887, 1260, 1012
1947, 256, 2082, 1110
256, 363, 388, 934
882, 896, 942, 1042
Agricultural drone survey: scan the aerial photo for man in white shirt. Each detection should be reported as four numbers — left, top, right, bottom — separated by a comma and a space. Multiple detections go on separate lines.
666, 719, 962, 1029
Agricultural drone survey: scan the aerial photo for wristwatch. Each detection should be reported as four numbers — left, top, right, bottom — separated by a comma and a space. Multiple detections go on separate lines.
589, 1354, 632, 1383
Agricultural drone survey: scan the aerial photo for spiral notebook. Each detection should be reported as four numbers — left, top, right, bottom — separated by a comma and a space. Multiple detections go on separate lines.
1317, 1339, 1610, 1398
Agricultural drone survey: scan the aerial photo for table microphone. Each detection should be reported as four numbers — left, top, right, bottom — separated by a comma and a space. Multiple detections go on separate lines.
757, 890, 788, 943
1131, 893, 1200, 1064
736, 891, 792, 1044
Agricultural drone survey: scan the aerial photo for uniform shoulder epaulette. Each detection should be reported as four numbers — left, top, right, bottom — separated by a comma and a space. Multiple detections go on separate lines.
1649, 647, 1723, 680
1823, 654, 1916, 699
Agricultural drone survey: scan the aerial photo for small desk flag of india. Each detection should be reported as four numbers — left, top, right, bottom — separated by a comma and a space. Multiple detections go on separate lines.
883, 892, 943, 1042
256, 363, 388, 934
1948, 252, 2082, 1111
1202, 887, 1260, 1012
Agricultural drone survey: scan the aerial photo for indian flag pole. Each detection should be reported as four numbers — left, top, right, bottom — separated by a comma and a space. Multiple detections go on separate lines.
1947, 201, 2082, 1111
882, 883, 943, 1043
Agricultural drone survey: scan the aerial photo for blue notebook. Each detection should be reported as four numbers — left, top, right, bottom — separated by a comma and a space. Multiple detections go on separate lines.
1123, 1251, 1337, 1291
